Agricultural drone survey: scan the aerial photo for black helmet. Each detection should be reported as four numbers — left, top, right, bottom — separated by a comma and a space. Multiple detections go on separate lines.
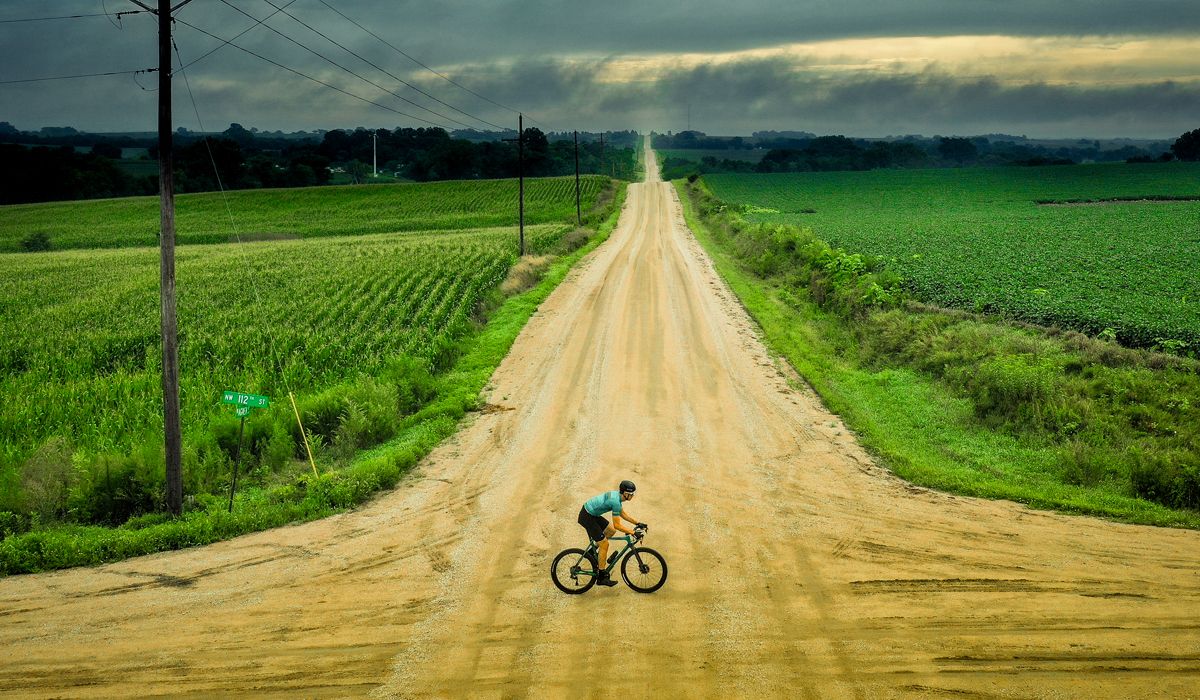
619, 480, 637, 493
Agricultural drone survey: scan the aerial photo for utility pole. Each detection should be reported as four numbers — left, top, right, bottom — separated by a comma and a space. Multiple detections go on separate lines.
518, 114, 524, 256
158, 0, 182, 517
372, 131, 377, 177
503, 116, 525, 255
574, 130, 581, 225
130, 0, 190, 516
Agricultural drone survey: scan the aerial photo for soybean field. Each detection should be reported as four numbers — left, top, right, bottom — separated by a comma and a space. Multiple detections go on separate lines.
0, 175, 608, 252
704, 163, 1200, 349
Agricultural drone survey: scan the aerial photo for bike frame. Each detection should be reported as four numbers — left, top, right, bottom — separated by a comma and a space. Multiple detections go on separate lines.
579, 534, 638, 577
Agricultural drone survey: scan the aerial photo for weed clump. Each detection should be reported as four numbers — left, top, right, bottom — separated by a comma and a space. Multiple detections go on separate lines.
689, 180, 905, 318
19, 232, 51, 252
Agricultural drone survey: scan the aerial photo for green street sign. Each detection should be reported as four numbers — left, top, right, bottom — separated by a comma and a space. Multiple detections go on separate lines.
236, 406, 251, 417
222, 391, 270, 409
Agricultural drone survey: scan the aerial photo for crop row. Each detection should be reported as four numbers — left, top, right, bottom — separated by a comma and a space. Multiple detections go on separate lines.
0, 224, 569, 469
0, 175, 608, 252
704, 163, 1200, 349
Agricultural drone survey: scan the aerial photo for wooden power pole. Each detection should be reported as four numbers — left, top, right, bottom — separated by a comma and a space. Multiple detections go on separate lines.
518, 114, 524, 256
132, 0, 187, 515
574, 130, 581, 225
158, 0, 182, 516
502, 117, 525, 256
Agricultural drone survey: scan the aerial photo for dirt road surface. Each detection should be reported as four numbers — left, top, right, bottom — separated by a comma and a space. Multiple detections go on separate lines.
3, 144, 1199, 699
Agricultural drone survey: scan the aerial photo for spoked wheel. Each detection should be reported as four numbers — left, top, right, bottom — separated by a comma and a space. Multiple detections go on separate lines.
551, 548, 598, 594
620, 546, 668, 593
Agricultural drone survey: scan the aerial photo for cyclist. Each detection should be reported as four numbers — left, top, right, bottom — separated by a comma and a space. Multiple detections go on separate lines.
578, 480, 644, 587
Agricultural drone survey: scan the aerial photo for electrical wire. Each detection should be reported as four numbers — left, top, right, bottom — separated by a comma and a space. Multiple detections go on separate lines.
210, 0, 474, 130
0, 11, 145, 24
315, 0, 521, 117
176, 0, 301, 73
102, 0, 131, 29
314, 0, 552, 131
1, 2, 552, 133
173, 16, 454, 129
172, 36, 306, 463
254, 0, 506, 132
0, 68, 156, 85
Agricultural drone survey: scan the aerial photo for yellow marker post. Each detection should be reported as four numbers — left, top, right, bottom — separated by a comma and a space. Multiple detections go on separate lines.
289, 391, 319, 477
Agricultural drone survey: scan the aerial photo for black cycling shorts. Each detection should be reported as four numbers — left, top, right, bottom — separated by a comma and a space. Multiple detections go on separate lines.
578, 506, 609, 543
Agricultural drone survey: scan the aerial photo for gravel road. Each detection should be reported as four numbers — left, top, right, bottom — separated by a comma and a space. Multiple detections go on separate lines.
2, 143, 1198, 699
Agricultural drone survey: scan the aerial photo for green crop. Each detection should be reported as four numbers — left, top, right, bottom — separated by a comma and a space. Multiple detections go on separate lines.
0, 225, 570, 465
705, 163, 1200, 350
0, 175, 608, 252
0, 174, 610, 501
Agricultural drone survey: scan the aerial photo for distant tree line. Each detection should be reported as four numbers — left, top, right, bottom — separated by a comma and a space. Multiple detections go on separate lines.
1172, 128, 1200, 161
0, 121, 637, 205
656, 129, 819, 151
315, 126, 635, 182
655, 129, 1192, 180
0, 143, 157, 204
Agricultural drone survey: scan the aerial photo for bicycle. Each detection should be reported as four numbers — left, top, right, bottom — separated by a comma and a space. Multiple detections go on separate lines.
550, 523, 667, 594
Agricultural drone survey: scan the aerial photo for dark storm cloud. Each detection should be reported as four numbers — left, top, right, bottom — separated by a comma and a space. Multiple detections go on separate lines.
1, 0, 1198, 135
304, 0, 1200, 65
433, 55, 1200, 137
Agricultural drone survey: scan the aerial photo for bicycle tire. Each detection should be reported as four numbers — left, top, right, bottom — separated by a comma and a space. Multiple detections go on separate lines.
551, 548, 598, 594
620, 546, 667, 593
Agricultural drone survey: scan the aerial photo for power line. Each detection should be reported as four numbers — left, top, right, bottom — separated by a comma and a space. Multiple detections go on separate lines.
209, 0, 475, 130
0, 11, 146, 24
172, 17, 453, 129
172, 37, 302, 461
315, 0, 547, 129
0, 68, 156, 85
176, 0, 301, 73
255, 0, 507, 132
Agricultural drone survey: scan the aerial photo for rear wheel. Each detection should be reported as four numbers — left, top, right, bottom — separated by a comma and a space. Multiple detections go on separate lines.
620, 546, 667, 593
551, 548, 597, 594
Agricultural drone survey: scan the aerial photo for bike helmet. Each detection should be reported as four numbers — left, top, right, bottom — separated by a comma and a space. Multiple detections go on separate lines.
619, 480, 637, 493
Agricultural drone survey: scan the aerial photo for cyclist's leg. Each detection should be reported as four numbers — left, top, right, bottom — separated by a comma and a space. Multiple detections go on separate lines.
597, 524, 615, 575
578, 507, 608, 573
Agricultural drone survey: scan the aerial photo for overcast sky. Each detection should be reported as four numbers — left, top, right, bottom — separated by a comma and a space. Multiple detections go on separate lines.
2, 0, 1199, 138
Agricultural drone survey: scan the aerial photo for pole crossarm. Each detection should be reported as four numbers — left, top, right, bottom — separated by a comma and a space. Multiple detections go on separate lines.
128, 0, 191, 16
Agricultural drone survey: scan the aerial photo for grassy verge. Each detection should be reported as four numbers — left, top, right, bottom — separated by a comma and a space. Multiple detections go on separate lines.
674, 177, 1200, 529
0, 183, 628, 575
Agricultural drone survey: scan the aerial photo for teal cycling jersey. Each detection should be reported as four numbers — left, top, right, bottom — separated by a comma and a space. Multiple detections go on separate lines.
583, 490, 622, 518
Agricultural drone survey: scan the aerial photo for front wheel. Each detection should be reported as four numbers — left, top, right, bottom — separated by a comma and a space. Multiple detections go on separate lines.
551, 548, 597, 594
620, 546, 667, 593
